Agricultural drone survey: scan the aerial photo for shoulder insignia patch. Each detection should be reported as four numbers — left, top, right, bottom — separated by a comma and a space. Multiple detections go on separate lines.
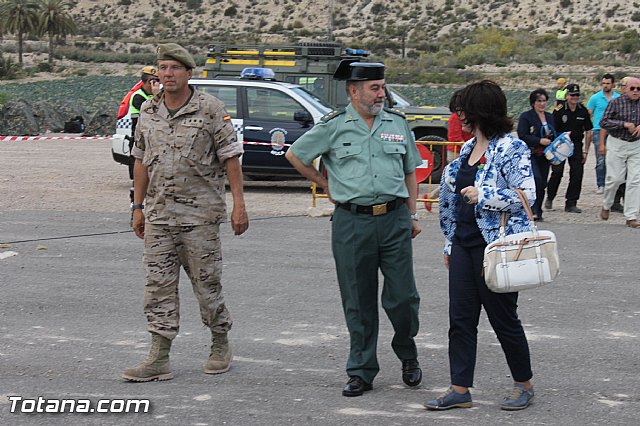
321, 109, 345, 123
384, 107, 406, 118
553, 104, 563, 112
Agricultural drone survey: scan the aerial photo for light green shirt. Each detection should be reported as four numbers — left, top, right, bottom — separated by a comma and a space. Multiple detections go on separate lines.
290, 104, 421, 205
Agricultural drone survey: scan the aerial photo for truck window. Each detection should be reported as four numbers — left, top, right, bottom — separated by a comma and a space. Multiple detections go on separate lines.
246, 87, 306, 121
195, 85, 238, 118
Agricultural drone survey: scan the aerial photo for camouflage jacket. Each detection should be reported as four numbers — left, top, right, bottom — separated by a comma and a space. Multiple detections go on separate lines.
132, 87, 243, 225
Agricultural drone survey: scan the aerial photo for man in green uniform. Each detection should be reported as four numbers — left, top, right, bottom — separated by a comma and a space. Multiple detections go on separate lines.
285, 60, 423, 397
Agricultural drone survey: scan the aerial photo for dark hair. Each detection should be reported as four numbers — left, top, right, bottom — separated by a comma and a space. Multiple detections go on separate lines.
451, 80, 512, 139
602, 73, 615, 83
141, 73, 158, 83
528, 88, 549, 107
448, 89, 463, 113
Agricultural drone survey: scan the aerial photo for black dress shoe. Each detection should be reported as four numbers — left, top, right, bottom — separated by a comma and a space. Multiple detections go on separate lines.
611, 203, 624, 213
342, 376, 372, 397
402, 359, 422, 387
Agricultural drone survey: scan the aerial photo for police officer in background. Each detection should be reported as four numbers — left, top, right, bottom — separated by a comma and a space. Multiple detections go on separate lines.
555, 77, 568, 107
546, 83, 593, 213
128, 66, 160, 201
286, 60, 423, 397
122, 43, 249, 382
129, 66, 160, 139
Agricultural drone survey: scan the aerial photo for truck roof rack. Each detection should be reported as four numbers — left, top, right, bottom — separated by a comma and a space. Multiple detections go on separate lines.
206, 43, 369, 60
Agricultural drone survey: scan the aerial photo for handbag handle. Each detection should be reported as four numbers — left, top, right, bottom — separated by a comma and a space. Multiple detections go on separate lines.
500, 188, 536, 228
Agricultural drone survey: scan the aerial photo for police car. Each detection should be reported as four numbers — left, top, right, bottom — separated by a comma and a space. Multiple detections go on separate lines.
112, 68, 333, 178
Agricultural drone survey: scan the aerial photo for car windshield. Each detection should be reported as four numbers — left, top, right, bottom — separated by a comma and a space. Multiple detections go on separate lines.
388, 88, 411, 107
291, 87, 334, 115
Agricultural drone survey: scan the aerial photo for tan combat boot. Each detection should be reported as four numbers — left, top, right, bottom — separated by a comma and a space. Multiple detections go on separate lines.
204, 331, 232, 374
122, 333, 173, 382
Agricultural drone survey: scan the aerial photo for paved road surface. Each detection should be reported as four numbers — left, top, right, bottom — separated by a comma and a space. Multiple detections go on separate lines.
1, 211, 638, 425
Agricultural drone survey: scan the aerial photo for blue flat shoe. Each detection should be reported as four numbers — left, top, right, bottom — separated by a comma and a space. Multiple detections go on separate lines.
424, 387, 472, 410
500, 383, 535, 411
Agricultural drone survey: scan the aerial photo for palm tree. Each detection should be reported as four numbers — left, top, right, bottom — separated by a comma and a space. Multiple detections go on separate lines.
38, 0, 76, 65
0, 0, 40, 64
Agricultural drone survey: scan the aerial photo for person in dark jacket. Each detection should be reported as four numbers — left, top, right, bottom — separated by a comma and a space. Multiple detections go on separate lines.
517, 89, 556, 220
547, 83, 593, 213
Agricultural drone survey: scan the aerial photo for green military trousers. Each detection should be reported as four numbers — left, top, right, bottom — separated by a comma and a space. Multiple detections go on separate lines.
331, 203, 420, 384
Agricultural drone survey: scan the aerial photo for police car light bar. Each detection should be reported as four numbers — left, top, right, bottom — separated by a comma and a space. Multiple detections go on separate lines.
240, 67, 276, 80
344, 48, 368, 56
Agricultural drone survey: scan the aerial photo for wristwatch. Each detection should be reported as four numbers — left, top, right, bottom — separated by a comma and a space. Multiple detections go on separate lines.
131, 203, 144, 211
410, 213, 419, 221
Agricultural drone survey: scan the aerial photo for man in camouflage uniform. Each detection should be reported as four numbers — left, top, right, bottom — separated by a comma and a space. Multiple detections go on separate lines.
122, 43, 249, 382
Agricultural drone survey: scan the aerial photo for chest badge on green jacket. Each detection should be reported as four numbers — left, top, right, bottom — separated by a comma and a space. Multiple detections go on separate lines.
380, 133, 405, 143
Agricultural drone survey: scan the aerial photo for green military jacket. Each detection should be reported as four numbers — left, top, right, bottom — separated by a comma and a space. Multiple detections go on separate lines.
290, 104, 422, 205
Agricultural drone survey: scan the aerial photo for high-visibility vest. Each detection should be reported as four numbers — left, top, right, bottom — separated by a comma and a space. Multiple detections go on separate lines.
117, 80, 143, 120
129, 88, 153, 117
555, 88, 567, 101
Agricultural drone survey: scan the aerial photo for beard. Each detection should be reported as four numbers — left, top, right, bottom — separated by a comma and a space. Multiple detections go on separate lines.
362, 101, 384, 116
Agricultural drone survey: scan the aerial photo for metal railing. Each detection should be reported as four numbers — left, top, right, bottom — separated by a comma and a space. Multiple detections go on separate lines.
310, 140, 464, 208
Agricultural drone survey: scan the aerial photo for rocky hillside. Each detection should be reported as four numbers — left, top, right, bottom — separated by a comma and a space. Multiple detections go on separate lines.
70, 0, 639, 46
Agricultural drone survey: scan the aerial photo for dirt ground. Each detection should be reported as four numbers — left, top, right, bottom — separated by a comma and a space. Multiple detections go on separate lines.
0, 137, 621, 230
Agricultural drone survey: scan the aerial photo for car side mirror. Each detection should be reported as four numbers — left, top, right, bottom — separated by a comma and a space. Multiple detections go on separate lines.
294, 110, 313, 126
384, 87, 397, 108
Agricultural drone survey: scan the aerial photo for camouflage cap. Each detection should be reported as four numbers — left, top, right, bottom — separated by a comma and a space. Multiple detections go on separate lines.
156, 43, 196, 69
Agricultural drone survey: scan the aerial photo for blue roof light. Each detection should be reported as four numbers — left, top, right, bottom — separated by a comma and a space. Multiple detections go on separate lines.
240, 67, 276, 80
345, 48, 368, 56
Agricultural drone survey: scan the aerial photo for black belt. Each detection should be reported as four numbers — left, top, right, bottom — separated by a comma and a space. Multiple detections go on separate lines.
336, 198, 405, 216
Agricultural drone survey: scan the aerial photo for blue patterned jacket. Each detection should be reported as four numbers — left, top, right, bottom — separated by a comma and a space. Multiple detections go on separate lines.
439, 133, 536, 255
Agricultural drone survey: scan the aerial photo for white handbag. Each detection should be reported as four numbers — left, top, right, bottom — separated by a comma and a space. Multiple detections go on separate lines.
483, 189, 560, 293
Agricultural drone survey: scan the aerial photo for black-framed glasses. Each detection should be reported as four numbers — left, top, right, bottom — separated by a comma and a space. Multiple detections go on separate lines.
568, 93, 580, 97
629, 86, 640, 91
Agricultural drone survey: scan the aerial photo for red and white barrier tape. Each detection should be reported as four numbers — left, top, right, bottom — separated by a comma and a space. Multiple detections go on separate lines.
0, 135, 114, 142
243, 141, 292, 147
1, 135, 294, 148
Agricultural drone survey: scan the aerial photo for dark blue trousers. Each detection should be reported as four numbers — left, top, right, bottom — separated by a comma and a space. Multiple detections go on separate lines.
530, 154, 550, 218
448, 243, 533, 387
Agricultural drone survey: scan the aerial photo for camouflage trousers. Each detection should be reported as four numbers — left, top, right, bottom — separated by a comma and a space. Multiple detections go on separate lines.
143, 222, 232, 340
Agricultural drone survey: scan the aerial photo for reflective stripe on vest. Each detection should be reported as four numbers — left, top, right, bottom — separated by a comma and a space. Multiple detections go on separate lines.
129, 89, 153, 117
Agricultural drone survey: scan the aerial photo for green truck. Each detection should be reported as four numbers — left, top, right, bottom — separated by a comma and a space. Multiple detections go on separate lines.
203, 43, 451, 181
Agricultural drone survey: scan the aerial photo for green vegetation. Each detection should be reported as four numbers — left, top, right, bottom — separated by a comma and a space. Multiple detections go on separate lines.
0, 52, 19, 80
1, 0, 76, 66
1, 0, 40, 64
0, 76, 138, 111
0, 75, 536, 122
38, 0, 76, 65
393, 86, 533, 121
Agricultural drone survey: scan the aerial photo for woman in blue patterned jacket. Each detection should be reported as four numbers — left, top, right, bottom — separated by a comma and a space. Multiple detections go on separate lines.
424, 81, 537, 412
